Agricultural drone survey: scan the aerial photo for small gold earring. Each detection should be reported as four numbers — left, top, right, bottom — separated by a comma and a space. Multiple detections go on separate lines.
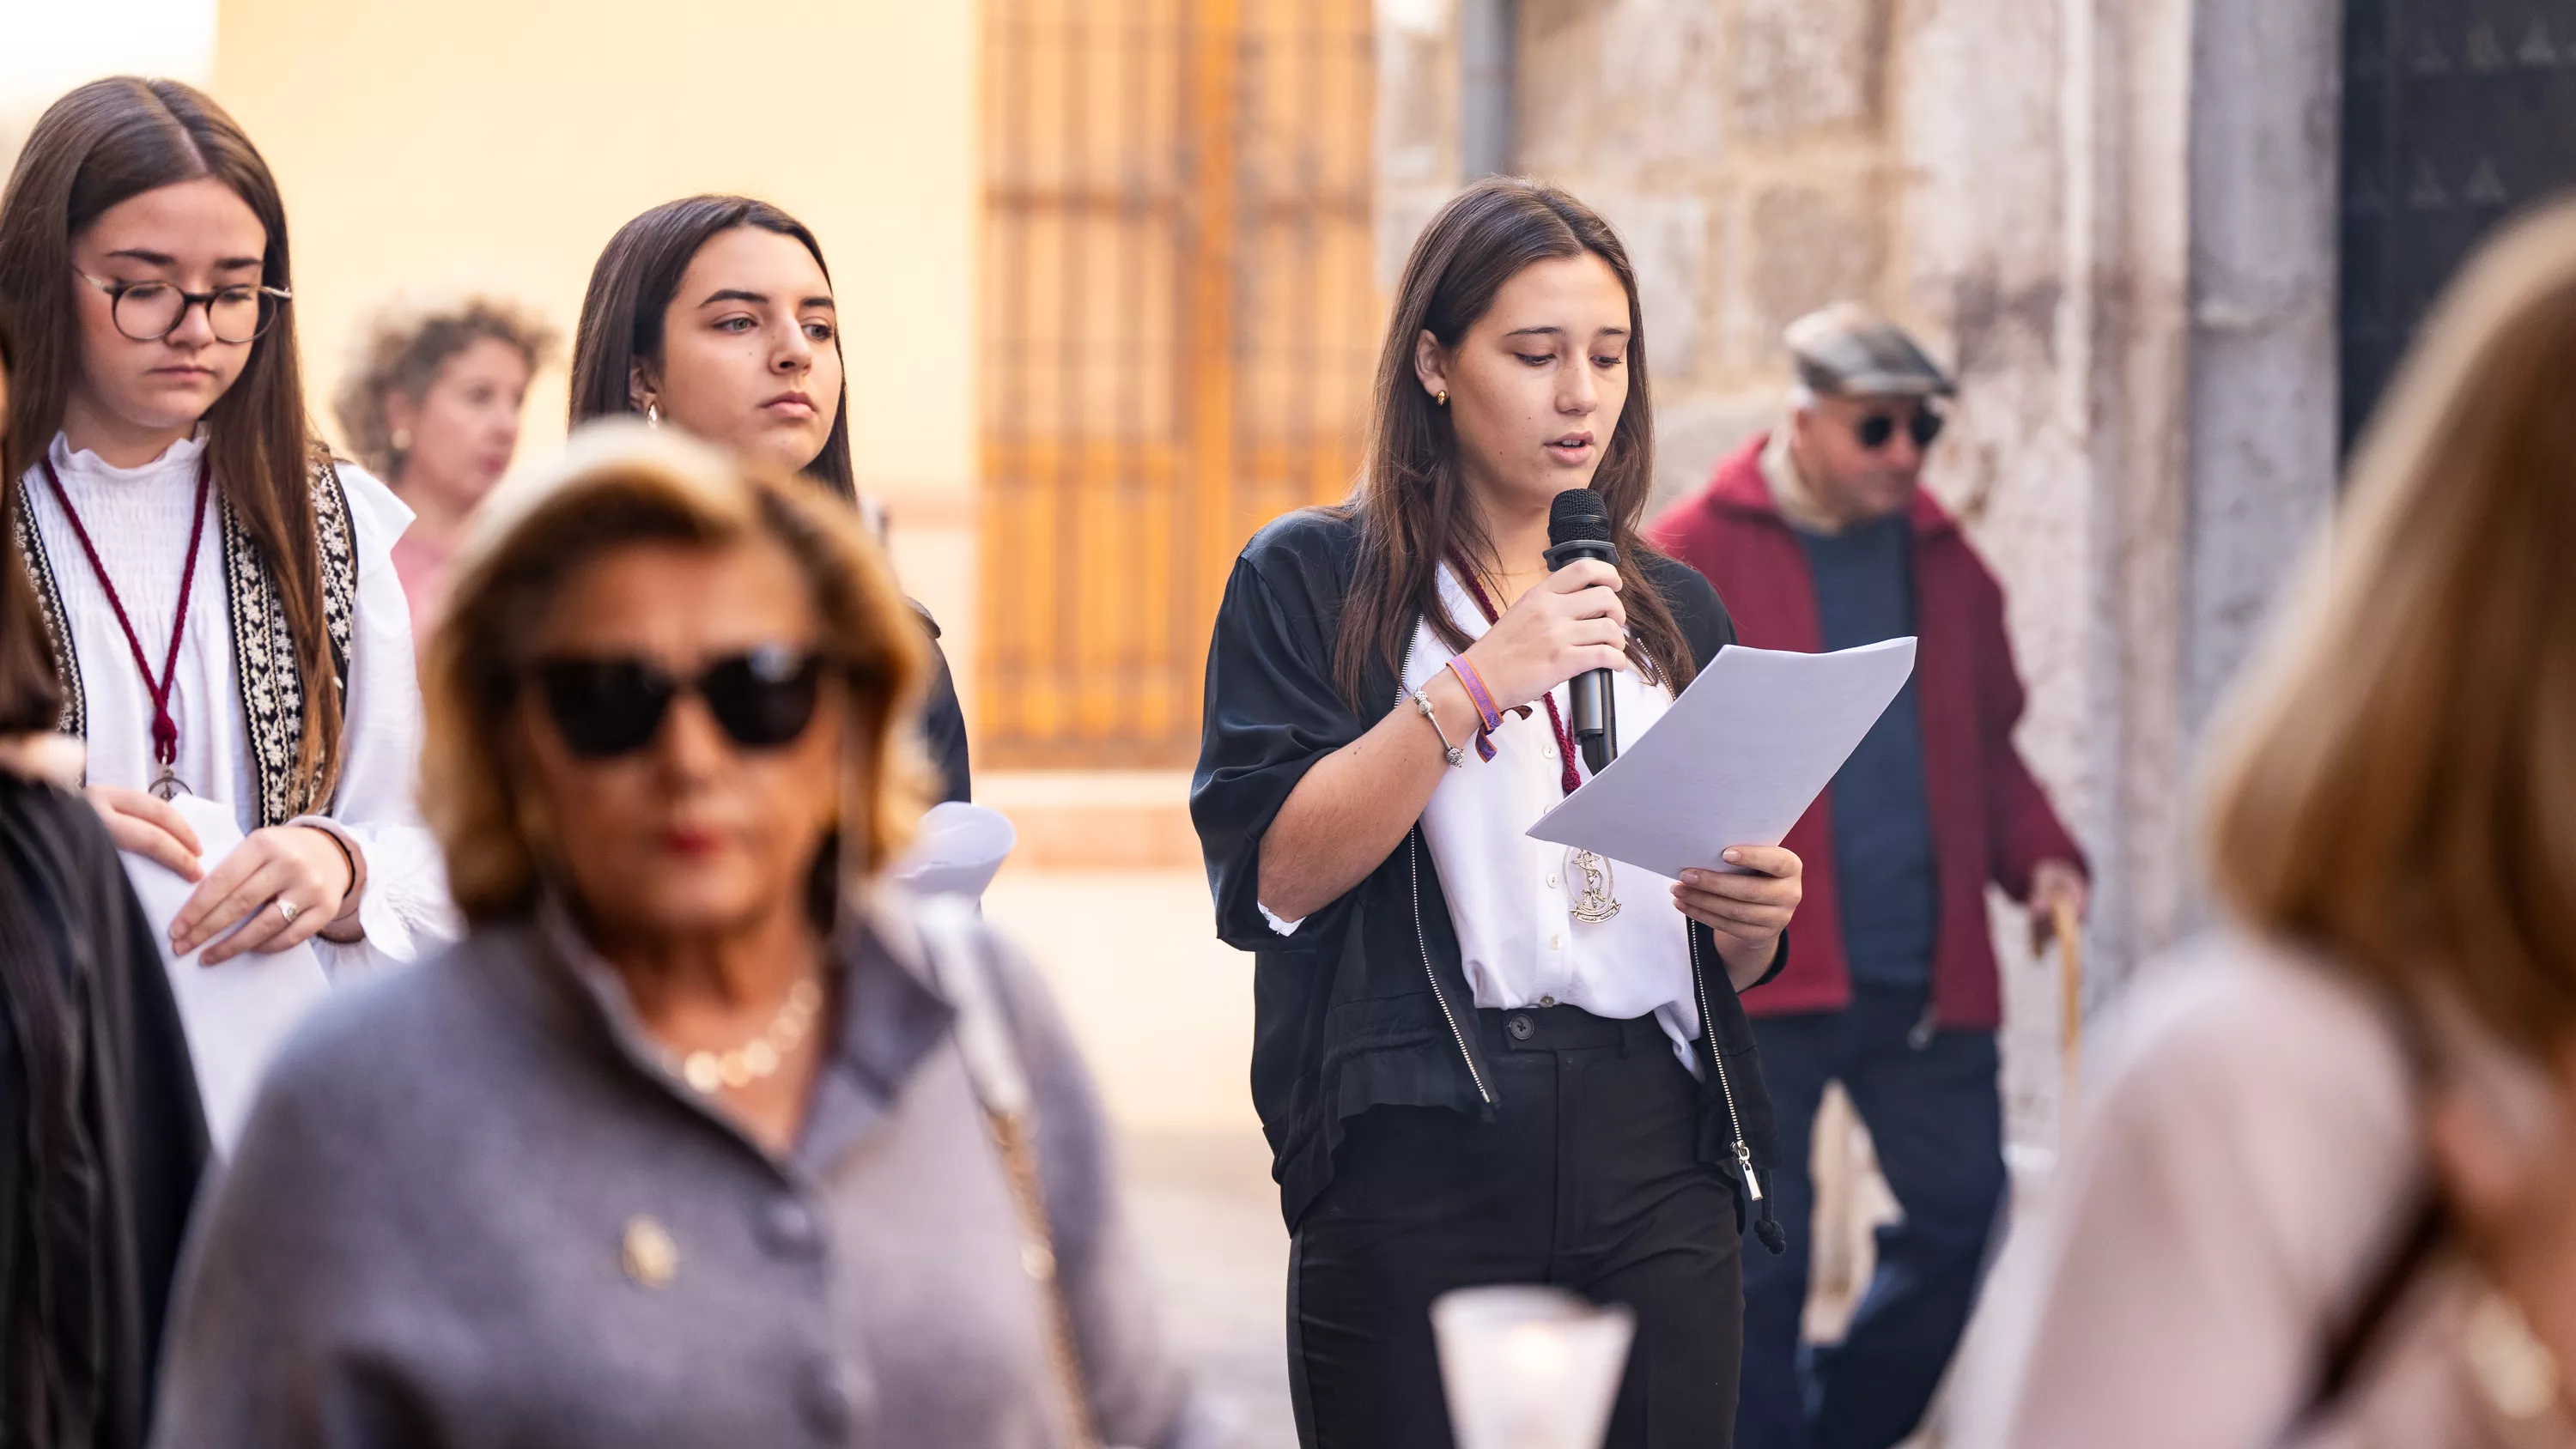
1435, 390, 1449, 407
390, 427, 412, 452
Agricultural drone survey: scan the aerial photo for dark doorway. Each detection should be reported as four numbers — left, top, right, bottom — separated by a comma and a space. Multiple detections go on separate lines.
2340, 2, 2576, 448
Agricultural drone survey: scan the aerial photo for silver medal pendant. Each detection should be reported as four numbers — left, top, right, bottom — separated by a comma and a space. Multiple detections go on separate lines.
1565, 846, 1621, 924
149, 762, 191, 801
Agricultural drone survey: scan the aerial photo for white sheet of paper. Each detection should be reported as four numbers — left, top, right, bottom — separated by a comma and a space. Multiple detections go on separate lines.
1528, 639, 1918, 878
888, 801, 1018, 900
118, 794, 332, 1155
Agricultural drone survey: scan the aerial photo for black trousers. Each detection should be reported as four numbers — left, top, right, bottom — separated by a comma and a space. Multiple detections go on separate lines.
1289, 1005, 1745, 1449
1735, 986, 2006, 1449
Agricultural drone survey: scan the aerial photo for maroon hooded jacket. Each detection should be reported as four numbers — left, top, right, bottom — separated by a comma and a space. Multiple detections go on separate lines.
1647, 433, 2086, 1029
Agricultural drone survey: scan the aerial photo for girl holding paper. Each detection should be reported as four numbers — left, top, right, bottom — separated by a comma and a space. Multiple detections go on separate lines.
1191, 177, 1803, 1448
0, 78, 453, 975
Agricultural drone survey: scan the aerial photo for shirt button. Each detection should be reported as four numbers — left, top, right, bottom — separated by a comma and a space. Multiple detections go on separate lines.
1538, 994, 1557, 1007
799, 1360, 853, 1440
1550, 934, 1564, 951
760, 1196, 823, 1259
1546, 873, 1560, 889
1541, 741, 1557, 758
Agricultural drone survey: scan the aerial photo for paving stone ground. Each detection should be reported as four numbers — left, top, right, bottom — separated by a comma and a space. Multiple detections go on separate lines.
1121, 1129, 1297, 1448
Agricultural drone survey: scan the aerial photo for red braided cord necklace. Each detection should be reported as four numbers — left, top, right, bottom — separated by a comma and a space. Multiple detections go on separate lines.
37, 451, 215, 797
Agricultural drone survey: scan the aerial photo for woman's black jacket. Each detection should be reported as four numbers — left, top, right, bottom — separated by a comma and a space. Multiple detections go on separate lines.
1190, 506, 1785, 1244
0, 774, 208, 1446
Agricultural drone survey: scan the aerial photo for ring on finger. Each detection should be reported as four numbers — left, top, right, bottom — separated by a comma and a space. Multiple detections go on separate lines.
276, 897, 301, 925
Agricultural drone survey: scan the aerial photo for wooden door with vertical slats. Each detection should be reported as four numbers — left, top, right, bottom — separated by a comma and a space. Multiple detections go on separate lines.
981, 0, 1377, 767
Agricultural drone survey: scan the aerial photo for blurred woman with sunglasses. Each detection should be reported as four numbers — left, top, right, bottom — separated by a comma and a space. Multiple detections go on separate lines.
0, 294, 207, 1449
0, 78, 453, 979
153, 426, 1200, 1446
567, 195, 972, 804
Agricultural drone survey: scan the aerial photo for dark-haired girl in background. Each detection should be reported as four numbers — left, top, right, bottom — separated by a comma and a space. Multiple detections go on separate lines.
1191, 178, 1804, 1447
0, 78, 452, 976
567, 196, 971, 803
0, 295, 207, 1448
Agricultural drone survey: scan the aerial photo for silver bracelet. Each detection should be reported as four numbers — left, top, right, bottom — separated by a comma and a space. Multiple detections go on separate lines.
1412, 687, 1467, 768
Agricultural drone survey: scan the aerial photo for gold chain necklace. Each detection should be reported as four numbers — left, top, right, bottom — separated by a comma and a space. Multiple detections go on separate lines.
660, 977, 827, 1095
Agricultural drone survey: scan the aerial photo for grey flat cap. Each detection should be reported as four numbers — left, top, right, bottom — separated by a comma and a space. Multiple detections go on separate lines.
1783, 302, 1957, 397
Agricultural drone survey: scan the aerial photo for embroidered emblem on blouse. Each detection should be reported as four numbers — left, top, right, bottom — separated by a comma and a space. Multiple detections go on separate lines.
19, 455, 359, 825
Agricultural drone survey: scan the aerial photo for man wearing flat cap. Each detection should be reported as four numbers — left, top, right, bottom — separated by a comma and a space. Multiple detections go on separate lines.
1649, 303, 2088, 1449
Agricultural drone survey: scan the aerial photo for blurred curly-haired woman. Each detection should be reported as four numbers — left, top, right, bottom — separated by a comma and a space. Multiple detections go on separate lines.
332, 291, 556, 635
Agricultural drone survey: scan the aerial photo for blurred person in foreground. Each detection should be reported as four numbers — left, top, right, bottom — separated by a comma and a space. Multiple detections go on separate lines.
331, 291, 556, 637
0, 297, 206, 1447
1647, 304, 2087, 1449
152, 424, 1199, 1446
1949, 199, 2576, 1447
568, 195, 970, 804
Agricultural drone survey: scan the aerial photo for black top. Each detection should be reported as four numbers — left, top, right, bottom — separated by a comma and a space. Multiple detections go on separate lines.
0, 773, 207, 1447
1191, 506, 1785, 1234
1798, 518, 1938, 988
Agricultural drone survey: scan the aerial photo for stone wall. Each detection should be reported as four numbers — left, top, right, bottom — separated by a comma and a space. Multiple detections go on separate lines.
1514, 0, 1901, 511
1372, 0, 2342, 1152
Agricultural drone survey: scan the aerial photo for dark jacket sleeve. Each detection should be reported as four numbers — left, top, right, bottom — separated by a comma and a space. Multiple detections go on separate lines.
1959, 559, 2087, 899
1188, 546, 1370, 952
905, 604, 972, 805
921, 636, 973, 805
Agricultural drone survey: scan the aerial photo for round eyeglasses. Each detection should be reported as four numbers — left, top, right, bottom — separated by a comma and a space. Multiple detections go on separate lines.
76, 269, 291, 345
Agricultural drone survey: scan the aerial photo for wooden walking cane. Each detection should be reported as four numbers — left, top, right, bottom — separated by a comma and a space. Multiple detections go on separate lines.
2052, 899, 2084, 1140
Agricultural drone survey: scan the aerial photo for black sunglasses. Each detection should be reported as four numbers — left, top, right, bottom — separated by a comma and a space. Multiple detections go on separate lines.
1854, 408, 1945, 452
530, 646, 828, 760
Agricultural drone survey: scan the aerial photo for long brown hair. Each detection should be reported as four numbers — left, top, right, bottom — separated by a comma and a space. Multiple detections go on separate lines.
1333, 178, 1694, 706
566, 196, 857, 500
2202, 197, 2576, 1057
0, 299, 63, 734
0, 77, 342, 802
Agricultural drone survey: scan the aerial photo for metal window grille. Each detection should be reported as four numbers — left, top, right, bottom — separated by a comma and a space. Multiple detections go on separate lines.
981, 0, 1378, 767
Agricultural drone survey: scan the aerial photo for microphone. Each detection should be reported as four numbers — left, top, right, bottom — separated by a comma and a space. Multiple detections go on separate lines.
1543, 488, 1619, 774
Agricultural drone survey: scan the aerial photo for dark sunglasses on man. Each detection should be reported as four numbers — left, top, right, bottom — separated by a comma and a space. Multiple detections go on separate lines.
529, 645, 837, 761
1853, 405, 1945, 452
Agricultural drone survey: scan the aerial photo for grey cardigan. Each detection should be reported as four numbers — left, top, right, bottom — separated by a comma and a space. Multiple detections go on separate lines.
150, 896, 1192, 1447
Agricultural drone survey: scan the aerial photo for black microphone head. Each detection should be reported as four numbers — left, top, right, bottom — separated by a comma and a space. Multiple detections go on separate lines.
1547, 488, 1614, 548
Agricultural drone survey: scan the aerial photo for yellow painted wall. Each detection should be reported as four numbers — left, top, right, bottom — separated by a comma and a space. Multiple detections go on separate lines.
208, 0, 981, 668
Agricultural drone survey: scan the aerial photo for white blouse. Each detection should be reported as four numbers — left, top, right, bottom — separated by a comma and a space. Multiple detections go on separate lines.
20, 431, 459, 976
1401, 565, 1703, 1071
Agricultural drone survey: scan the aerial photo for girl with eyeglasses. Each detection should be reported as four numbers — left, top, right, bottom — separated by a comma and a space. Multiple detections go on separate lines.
0, 79, 454, 980
567, 196, 972, 805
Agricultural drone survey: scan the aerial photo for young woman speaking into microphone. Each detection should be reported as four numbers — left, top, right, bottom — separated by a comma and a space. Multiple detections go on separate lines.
1192, 178, 1802, 1448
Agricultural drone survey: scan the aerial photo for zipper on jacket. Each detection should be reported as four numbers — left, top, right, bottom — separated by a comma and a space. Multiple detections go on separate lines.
1411, 829, 1493, 1108
1396, 626, 1492, 1109
1688, 927, 1761, 1202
